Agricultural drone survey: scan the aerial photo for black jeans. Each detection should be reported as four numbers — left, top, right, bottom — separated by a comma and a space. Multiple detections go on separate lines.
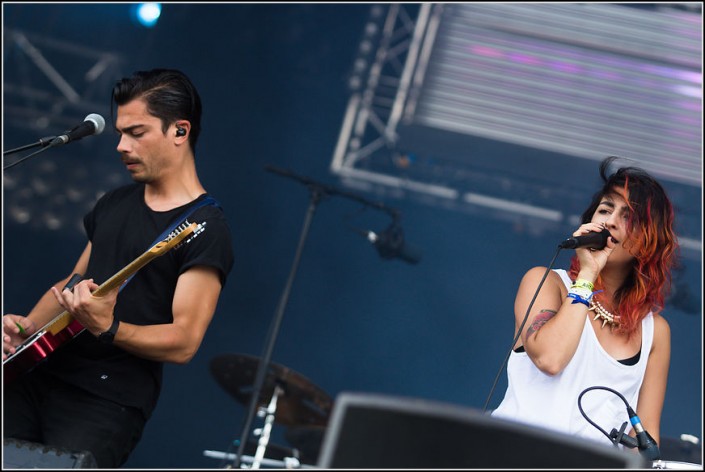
3, 370, 146, 468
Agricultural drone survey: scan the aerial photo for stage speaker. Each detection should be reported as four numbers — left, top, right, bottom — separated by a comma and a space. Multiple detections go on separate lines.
317, 392, 648, 469
3, 438, 97, 469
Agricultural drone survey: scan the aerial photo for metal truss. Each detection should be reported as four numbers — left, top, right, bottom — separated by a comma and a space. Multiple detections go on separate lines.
3, 28, 125, 133
3, 29, 129, 235
330, 4, 701, 261
331, 4, 436, 178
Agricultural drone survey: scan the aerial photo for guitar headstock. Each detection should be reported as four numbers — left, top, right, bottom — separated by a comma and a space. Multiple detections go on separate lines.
179, 221, 206, 246
150, 221, 205, 255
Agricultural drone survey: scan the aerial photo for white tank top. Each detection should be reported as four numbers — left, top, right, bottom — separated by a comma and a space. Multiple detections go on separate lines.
491, 269, 654, 446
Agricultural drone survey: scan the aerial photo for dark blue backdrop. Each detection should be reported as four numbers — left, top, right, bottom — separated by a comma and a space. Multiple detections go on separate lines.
2, 4, 701, 469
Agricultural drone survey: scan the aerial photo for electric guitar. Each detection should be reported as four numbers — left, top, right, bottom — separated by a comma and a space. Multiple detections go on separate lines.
3, 221, 204, 384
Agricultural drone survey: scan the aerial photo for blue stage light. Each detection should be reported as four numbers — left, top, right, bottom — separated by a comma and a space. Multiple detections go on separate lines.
134, 3, 161, 28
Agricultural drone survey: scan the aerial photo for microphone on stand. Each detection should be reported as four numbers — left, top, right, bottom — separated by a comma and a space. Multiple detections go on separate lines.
50, 113, 106, 146
356, 222, 422, 265
580, 386, 660, 464
559, 229, 612, 249
3, 113, 107, 171
611, 406, 661, 460
627, 406, 661, 461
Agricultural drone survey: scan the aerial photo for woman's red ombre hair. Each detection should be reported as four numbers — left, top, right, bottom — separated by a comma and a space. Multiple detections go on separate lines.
569, 156, 679, 336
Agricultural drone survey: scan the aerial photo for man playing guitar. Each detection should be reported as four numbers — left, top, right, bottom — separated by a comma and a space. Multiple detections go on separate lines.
3, 68, 234, 468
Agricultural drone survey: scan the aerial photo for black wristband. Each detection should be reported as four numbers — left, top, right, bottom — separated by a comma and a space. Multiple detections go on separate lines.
98, 317, 119, 344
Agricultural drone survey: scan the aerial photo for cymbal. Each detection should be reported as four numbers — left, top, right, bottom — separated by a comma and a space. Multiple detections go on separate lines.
210, 353, 332, 427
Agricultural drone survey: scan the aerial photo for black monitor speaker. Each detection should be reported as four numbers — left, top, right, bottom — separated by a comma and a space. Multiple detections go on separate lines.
317, 392, 648, 469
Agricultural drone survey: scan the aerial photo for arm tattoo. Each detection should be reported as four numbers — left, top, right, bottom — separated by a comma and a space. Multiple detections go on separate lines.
526, 309, 557, 338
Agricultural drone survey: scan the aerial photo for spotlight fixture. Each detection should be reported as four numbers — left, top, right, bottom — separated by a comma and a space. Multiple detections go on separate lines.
132, 3, 161, 28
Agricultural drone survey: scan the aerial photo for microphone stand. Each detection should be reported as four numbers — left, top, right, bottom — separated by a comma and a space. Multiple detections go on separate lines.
3, 136, 57, 156
230, 165, 397, 469
264, 165, 399, 218
3, 136, 60, 170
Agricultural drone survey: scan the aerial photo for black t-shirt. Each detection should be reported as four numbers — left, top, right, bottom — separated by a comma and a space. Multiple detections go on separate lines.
41, 183, 234, 418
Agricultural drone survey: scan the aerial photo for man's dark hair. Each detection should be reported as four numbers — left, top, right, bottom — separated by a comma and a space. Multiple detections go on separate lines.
112, 68, 202, 152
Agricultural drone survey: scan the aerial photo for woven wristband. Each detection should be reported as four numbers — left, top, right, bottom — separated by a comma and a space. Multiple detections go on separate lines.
572, 278, 595, 292
567, 293, 589, 306
567, 286, 593, 306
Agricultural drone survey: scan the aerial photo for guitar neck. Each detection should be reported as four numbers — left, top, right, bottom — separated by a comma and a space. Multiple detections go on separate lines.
93, 244, 167, 295
44, 243, 170, 335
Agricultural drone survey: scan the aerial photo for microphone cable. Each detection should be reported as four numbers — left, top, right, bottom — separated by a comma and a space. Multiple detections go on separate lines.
578, 386, 629, 445
482, 245, 564, 412
579, 384, 662, 462
579, 386, 661, 461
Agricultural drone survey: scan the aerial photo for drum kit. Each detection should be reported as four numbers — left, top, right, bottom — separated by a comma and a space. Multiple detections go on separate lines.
203, 356, 704, 470
204, 353, 332, 469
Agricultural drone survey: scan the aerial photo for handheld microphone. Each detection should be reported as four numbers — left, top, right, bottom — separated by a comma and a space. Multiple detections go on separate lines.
627, 406, 661, 461
51, 113, 106, 146
559, 229, 611, 250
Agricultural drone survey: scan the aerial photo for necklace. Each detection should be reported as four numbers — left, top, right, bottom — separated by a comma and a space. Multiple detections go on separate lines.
589, 299, 621, 329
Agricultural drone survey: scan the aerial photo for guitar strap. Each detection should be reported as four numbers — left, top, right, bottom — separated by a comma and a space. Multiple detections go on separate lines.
119, 195, 220, 291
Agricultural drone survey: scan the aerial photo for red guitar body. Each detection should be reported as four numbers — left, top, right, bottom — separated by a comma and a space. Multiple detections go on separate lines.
3, 319, 85, 384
